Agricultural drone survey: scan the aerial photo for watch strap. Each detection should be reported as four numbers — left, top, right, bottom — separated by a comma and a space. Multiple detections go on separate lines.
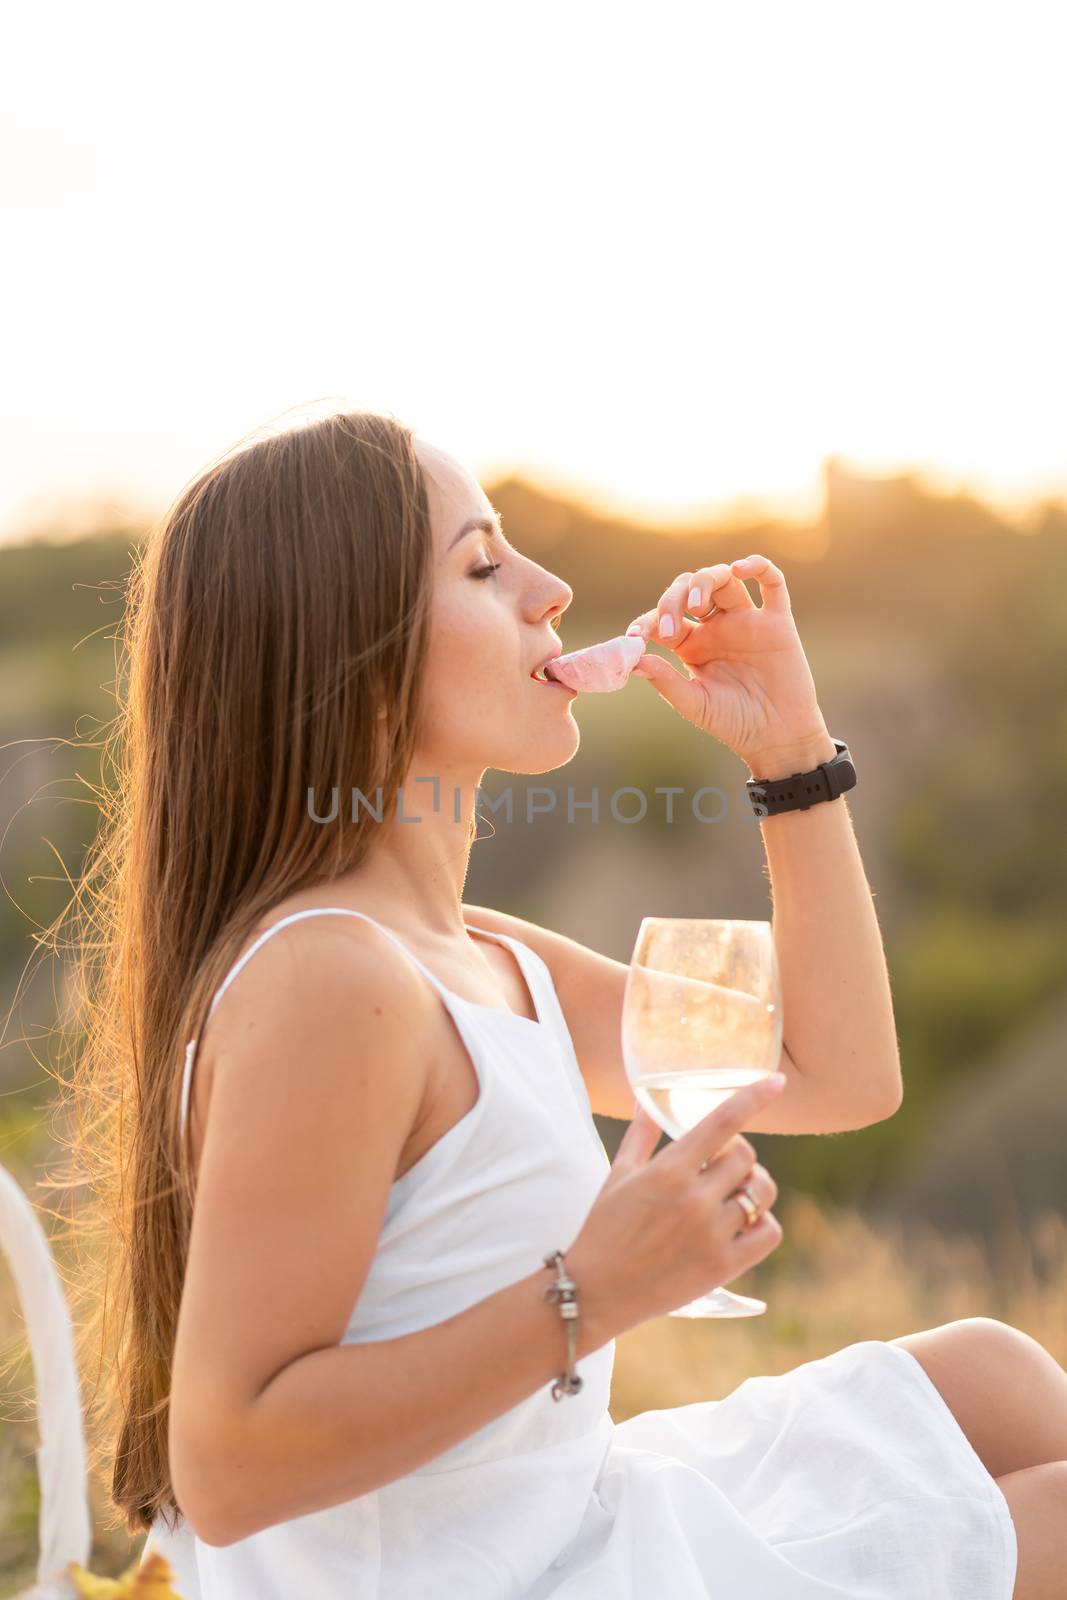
746, 737, 856, 818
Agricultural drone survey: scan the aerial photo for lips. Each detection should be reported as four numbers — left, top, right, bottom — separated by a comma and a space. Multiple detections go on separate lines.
530, 644, 564, 683
541, 633, 646, 693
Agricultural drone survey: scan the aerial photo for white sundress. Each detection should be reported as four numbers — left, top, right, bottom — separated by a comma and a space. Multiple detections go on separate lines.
142, 907, 1017, 1599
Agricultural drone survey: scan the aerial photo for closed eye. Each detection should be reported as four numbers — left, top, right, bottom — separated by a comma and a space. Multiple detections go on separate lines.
471, 562, 503, 580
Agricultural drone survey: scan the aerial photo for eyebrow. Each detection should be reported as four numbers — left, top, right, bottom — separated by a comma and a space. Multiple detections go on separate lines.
449, 515, 502, 551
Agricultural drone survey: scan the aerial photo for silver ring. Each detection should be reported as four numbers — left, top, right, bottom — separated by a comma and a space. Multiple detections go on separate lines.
729, 1185, 763, 1229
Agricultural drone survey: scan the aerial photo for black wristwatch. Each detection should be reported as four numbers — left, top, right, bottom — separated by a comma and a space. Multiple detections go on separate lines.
745, 737, 856, 818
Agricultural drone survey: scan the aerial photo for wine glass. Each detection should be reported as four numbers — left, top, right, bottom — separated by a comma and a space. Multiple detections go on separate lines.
622, 917, 783, 1318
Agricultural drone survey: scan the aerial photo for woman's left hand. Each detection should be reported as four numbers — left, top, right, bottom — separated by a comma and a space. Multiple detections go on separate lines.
626, 554, 829, 768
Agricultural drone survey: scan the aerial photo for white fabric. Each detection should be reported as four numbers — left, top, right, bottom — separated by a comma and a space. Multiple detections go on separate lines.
0, 1163, 92, 1592
145, 909, 1017, 1598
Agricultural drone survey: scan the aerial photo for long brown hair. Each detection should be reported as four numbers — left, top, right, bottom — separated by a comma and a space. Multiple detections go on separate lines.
31, 409, 435, 1535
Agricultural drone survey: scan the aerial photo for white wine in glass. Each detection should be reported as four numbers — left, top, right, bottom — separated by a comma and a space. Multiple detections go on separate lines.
622, 917, 783, 1318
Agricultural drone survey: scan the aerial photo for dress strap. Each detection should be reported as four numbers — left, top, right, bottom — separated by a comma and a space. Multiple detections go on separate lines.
204, 907, 456, 1022
180, 908, 462, 1139
463, 924, 550, 1027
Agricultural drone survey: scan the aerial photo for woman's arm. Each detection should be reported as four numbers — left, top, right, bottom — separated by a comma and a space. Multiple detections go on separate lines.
181, 1263, 612, 1547
466, 556, 904, 1137
169, 922, 615, 1546
741, 729, 903, 1121
463, 800, 901, 1137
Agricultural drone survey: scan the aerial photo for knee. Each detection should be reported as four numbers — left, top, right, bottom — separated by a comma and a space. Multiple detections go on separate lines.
944, 1317, 1053, 1384
959, 1317, 1045, 1360
958, 1316, 1017, 1338
892, 1317, 1040, 1378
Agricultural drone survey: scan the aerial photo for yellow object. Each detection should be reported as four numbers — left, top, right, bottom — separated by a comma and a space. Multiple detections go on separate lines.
67, 1550, 182, 1598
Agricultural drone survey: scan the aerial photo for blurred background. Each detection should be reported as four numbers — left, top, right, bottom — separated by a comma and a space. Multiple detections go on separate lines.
2, 0, 1066, 1588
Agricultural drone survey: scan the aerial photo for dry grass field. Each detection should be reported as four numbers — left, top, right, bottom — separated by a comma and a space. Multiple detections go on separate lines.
610, 1192, 1067, 1418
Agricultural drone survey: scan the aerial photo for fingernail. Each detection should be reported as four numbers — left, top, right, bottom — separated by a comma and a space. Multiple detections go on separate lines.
766, 1072, 787, 1089
687, 587, 702, 609
626, 622, 642, 636
659, 615, 675, 639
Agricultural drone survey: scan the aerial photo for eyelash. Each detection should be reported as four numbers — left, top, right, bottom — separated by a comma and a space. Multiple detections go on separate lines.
471, 561, 503, 580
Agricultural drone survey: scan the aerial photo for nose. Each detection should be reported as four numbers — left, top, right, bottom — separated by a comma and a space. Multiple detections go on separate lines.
527, 566, 572, 627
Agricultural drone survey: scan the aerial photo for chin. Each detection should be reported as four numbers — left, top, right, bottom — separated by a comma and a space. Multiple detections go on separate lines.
494, 719, 581, 778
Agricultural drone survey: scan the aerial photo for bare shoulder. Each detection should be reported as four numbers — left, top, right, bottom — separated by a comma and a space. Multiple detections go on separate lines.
203, 906, 437, 1050
461, 901, 625, 990
192, 907, 440, 1145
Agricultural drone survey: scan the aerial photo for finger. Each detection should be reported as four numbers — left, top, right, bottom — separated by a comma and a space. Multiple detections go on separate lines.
624, 575, 703, 650
751, 1167, 779, 1210
714, 1131, 758, 1166
632, 571, 737, 648
728, 554, 791, 616
686, 1124, 775, 1201
627, 648, 708, 721
651, 572, 701, 645
626, 560, 758, 643
723, 1164, 780, 1222
625, 609, 658, 641
625, 604, 696, 645
665, 1073, 786, 1169
686, 562, 758, 617
700, 1137, 759, 1196
609, 1102, 664, 1177
727, 1208, 783, 1258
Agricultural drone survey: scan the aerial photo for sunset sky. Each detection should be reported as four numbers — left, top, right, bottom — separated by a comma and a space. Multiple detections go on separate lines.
2, 0, 1064, 543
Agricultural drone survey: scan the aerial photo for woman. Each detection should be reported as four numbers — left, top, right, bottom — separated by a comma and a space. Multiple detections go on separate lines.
61, 411, 1063, 1596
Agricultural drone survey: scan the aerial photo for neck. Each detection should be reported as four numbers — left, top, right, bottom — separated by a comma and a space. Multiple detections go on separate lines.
328, 758, 488, 937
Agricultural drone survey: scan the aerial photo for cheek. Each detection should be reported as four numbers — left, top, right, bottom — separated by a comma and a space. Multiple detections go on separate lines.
424, 596, 514, 704
428, 595, 511, 681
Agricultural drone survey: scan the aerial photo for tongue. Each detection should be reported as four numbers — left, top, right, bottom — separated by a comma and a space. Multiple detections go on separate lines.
543, 633, 646, 693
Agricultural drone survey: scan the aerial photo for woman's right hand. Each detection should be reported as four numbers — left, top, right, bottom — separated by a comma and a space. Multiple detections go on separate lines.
566, 1075, 786, 1343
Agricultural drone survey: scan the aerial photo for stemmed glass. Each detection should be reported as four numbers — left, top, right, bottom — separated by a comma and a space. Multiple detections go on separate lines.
622, 917, 783, 1318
